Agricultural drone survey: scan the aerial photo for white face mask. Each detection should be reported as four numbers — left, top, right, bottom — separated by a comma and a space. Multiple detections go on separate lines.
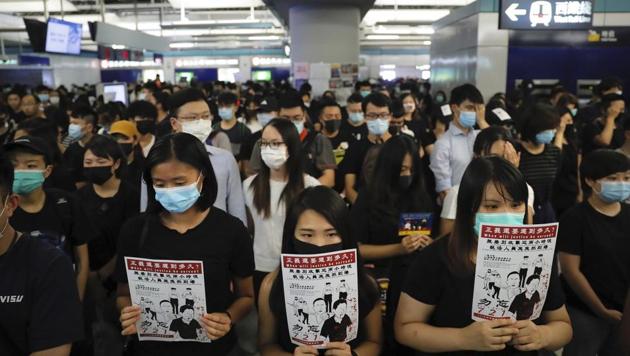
49, 96, 60, 105
181, 119, 213, 143
403, 103, 416, 113
261, 146, 288, 170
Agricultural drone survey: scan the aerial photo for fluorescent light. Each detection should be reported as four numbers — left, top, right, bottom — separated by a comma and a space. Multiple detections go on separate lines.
363, 9, 450, 26
170, 42, 195, 49
366, 35, 400, 40
413, 27, 435, 35
423, 40, 432, 45
111, 44, 126, 50
0, 0, 77, 13
417, 64, 431, 71
149, 29, 210, 37
175, 58, 239, 67
381, 64, 396, 69
167, 0, 263, 9
209, 28, 285, 35
248, 35, 280, 41
375, 0, 474, 5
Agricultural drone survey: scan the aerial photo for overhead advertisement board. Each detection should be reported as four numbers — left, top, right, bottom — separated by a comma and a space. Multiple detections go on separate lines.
500, 0, 594, 30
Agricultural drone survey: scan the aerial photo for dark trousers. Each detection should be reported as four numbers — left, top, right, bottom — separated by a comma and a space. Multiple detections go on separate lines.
170, 298, 179, 315
324, 294, 333, 313
519, 268, 528, 288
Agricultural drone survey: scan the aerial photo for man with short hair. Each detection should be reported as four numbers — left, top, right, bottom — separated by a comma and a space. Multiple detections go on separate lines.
430, 83, 489, 200
20, 94, 44, 120
128, 100, 158, 158
213, 91, 252, 161
343, 92, 393, 203
0, 152, 84, 356
63, 104, 97, 188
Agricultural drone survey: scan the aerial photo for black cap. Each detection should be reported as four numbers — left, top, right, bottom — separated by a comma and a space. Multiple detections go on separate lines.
258, 96, 279, 113
4, 136, 51, 163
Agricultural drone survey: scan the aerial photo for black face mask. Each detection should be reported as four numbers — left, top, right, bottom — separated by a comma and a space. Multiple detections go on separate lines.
389, 125, 402, 136
84, 166, 114, 185
399, 175, 413, 191
119, 143, 134, 157
323, 120, 342, 133
136, 120, 155, 135
293, 239, 343, 255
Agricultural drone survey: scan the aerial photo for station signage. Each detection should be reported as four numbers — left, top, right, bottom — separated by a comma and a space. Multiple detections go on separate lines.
500, 0, 594, 30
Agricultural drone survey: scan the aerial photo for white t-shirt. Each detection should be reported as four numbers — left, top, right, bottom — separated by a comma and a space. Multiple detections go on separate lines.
244, 174, 320, 272
141, 135, 156, 158
440, 183, 535, 220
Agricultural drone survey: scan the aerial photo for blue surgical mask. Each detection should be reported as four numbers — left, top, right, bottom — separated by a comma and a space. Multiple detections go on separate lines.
68, 123, 84, 140
13, 170, 45, 195
219, 107, 233, 121
37, 93, 49, 103
154, 176, 202, 213
348, 112, 364, 124
535, 130, 556, 145
570, 108, 578, 117
293, 120, 304, 134
474, 212, 526, 236
366, 119, 389, 136
360, 90, 371, 98
459, 111, 477, 128
597, 181, 630, 203
258, 113, 274, 127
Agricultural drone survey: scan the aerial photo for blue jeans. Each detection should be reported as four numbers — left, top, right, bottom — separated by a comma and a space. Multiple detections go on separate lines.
563, 305, 622, 356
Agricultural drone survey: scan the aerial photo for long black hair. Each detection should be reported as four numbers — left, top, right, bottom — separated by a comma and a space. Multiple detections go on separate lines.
269, 186, 379, 320
367, 135, 433, 225
251, 118, 305, 218
143, 133, 218, 213
449, 156, 529, 273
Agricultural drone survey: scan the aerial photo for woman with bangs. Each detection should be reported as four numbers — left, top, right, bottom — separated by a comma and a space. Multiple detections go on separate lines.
394, 156, 572, 355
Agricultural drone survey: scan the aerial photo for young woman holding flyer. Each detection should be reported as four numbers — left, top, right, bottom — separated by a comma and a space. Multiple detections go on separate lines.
394, 156, 572, 355
258, 186, 382, 356
114, 133, 255, 356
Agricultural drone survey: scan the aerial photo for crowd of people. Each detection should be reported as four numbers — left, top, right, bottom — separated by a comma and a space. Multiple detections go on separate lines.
0, 75, 628, 356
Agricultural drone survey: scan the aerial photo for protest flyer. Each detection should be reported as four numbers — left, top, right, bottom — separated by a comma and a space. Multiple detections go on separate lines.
472, 223, 559, 321
280, 249, 359, 348
124, 257, 210, 342
399, 212, 433, 237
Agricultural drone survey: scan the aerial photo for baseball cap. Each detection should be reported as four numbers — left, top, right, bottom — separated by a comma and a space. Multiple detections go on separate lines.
4, 136, 51, 164
109, 120, 140, 139
258, 96, 279, 113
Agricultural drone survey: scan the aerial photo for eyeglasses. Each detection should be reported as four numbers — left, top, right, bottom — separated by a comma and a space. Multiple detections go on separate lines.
177, 114, 212, 122
365, 113, 391, 120
260, 140, 286, 149
279, 115, 304, 122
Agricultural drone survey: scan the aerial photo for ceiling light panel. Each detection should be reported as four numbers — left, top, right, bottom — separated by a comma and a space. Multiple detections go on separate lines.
363, 9, 450, 25
0, 0, 77, 13
167, 0, 264, 9
374, 0, 475, 5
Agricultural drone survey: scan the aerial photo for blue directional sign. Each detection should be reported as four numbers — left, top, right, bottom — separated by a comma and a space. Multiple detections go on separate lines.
499, 0, 594, 30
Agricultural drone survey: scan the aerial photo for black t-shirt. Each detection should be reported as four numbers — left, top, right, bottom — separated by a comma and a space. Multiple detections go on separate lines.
114, 209, 254, 356
551, 140, 579, 213
406, 116, 436, 149
63, 141, 86, 185
122, 149, 145, 192
320, 315, 352, 342
213, 121, 252, 160
557, 202, 630, 312
156, 118, 172, 138
402, 236, 565, 356
342, 138, 377, 191
327, 130, 354, 193
169, 318, 203, 340
340, 120, 368, 142
44, 163, 76, 192
0, 233, 83, 355
240, 130, 261, 164
582, 117, 626, 155
10, 189, 91, 263
76, 181, 140, 270
517, 144, 561, 206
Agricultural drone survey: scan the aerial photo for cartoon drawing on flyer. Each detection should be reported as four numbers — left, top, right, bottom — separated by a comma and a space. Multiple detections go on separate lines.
471, 223, 558, 321
280, 249, 359, 348
398, 212, 433, 236
124, 257, 210, 342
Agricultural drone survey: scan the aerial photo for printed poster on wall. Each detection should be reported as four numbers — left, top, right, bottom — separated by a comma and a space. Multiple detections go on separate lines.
472, 223, 559, 321
280, 249, 359, 348
125, 257, 210, 343
294, 62, 310, 80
